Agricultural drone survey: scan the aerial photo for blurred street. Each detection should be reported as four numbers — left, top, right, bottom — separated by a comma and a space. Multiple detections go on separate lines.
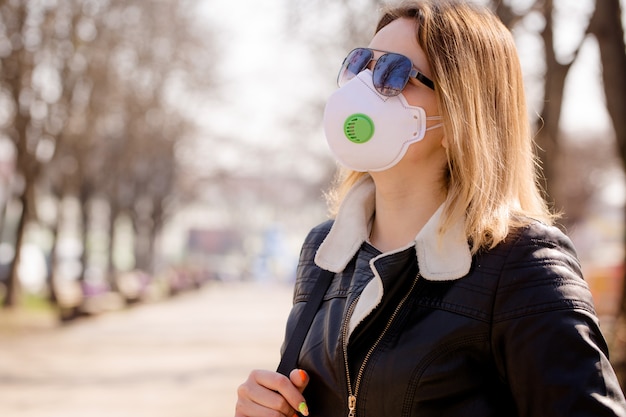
0, 281, 294, 417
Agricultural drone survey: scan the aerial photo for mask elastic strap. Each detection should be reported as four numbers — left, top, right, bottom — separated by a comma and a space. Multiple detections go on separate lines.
425, 115, 443, 131
426, 123, 443, 131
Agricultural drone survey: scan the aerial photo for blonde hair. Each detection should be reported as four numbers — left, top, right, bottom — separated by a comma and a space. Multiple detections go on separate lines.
327, 0, 555, 253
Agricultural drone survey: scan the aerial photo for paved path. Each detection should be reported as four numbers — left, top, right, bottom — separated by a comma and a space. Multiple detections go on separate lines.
0, 281, 294, 417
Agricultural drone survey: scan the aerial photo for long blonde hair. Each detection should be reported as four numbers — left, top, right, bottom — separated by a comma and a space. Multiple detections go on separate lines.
327, 0, 555, 253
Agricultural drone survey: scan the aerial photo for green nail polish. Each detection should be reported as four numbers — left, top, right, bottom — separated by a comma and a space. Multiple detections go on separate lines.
298, 401, 309, 416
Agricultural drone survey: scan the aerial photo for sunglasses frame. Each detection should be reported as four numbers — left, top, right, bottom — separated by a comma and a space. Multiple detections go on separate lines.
338, 47, 435, 95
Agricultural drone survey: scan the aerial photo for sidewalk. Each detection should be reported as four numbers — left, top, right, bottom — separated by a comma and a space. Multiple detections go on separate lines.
0, 281, 294, 417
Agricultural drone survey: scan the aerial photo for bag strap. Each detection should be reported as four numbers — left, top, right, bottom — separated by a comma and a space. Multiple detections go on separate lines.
276, 268, 334, 376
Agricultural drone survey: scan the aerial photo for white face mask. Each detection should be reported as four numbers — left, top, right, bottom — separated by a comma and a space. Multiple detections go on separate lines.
323, 69, 442, 172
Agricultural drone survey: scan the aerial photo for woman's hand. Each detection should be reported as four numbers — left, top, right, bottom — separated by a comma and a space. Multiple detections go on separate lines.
235, 368, 310, 417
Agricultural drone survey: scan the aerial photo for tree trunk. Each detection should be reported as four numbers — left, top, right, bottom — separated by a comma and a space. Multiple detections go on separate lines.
77, 190, 90, 285
106, 202, 119, 292
1, 1, 30, 308
534, 0, 581, 223
534, 63, 569, 211
3, 180, 33, 308
146, 221, 158, 276
131, 209, 151, 272
589, 0, 626, 388
0, 184, 9, 242
45, 196, 63, 306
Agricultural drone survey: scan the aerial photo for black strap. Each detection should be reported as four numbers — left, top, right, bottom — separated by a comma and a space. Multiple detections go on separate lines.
276, 269, 334, 376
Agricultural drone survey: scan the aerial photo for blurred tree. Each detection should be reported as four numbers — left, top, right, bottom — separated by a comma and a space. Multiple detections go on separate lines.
56, 0, 215, 308
589, 0, 626, 386
0, 0, 217, 313
490, 1, 601, 227
0, 0, 42, 307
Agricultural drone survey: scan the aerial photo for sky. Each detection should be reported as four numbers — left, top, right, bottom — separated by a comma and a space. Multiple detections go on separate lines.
200, 0, 323, 143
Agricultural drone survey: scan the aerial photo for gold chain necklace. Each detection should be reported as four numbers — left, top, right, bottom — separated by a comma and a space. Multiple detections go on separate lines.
341, 273, 420, 417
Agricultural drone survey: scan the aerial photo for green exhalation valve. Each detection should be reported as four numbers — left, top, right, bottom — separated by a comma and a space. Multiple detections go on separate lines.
343, 113, 374, 144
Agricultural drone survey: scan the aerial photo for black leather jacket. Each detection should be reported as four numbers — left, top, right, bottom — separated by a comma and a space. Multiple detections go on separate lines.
282, 219, 626, 417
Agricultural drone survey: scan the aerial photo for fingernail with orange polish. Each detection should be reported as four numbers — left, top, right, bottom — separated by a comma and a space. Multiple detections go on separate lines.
299, 369, 307, 383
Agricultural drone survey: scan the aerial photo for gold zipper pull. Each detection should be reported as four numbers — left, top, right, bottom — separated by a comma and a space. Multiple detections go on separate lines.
348, 394, 357, 417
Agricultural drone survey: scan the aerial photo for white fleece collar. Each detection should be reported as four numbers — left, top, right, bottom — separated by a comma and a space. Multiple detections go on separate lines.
314, 175, 472, 281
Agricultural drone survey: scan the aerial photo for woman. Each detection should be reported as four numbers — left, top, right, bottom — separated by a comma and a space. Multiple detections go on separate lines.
236, 1, 626, 416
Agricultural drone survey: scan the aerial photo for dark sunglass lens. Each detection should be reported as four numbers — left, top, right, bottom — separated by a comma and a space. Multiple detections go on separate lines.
338, 48, 372, 86
373, 53, 412, 96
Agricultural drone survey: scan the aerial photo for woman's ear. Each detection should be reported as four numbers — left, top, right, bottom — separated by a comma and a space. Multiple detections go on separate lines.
441, 135, 448, 149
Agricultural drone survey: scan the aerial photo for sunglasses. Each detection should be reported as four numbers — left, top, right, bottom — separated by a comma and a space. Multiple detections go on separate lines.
337, 47, 435, 96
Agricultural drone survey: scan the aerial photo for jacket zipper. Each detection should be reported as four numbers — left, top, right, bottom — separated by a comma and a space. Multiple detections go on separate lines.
342, 273, 421, 417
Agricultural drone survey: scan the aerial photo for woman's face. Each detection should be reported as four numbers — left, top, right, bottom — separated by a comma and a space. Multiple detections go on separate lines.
367, 18, 446, 173
367, 18, 439, 118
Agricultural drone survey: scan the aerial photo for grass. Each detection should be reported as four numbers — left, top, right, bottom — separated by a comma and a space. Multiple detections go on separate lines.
0, 292, 59, 334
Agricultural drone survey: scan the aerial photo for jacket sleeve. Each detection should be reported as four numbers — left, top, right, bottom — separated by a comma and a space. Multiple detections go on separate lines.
490, 223, 626, 417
